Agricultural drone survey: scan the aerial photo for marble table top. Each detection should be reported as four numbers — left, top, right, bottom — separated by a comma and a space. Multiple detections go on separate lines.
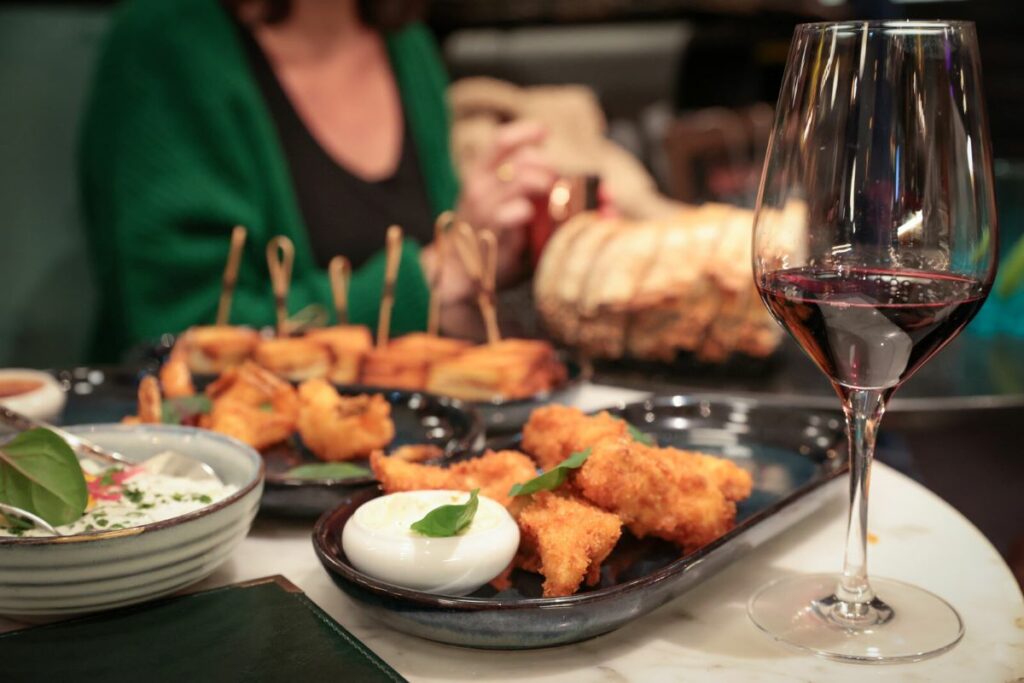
2, 385, 1022, 681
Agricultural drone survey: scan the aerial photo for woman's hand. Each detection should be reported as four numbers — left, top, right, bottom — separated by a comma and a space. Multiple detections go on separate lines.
455, 120, 558, 287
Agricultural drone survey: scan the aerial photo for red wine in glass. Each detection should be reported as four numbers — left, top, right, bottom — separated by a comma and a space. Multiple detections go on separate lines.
759, 267, 988, 389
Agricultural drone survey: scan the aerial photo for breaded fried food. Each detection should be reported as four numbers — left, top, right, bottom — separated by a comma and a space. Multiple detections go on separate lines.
575, 440, 739, 552
514, 491, 622, 597
296, 379, 394, 461
370, 449, 537, 507
305, 325, 373, 384
522, 405, 630, 470
160, 335, 196, 398
254, 337, 332, 382
387, 333, 472, 359
388, 444, 444, 463
122, 375, 163, 425
185, 325, 261, 374
202, 362, 299, 450
660, 446, 753, 502
360, 347, 430, 390
426, 339, 567, 401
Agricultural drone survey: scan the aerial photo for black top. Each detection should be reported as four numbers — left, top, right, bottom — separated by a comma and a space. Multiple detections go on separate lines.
238, 25, 435, 269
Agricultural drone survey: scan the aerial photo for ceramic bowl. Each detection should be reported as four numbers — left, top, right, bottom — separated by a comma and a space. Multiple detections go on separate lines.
0, 424, 264, 617
0, 369, 66, 426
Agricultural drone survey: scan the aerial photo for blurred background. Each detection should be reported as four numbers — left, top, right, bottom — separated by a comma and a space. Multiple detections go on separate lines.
0, 0, 1021, 582
3, 0, 1023, 368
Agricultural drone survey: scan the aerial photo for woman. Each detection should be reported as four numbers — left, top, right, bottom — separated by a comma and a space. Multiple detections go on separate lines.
80, 0, 554, 359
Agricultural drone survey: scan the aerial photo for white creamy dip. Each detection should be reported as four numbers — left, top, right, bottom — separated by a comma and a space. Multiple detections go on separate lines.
0, 460, 237, 538
342, 490, 519, 596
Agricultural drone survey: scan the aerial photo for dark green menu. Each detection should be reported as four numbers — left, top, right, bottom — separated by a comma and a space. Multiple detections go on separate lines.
0, 576, 406, 683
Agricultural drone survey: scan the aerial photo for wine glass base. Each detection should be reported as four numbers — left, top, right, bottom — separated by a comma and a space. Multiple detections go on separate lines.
748, 573, 964, 664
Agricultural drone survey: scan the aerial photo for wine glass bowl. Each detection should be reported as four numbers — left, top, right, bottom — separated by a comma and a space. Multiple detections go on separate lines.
749, 20, 997, 663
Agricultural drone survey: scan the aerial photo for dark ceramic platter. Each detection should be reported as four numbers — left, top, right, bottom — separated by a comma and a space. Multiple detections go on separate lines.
313, 395, 848, 650
55, 369, 484, 517
260, 387, 484, 516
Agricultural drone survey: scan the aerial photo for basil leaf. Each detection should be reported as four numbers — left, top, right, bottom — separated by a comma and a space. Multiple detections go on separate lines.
0, 428, 88, 526
627, 424, 655, 446
509, 447, 592, 497
284, 462, 371, 480
410, 489, 479, 537
161, 395, 213, 425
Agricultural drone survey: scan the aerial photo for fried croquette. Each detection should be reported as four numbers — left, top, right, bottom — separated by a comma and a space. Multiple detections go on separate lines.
296, 379, 395, 461
660, 446, 753, 502
522, 405, 630, 470
514, 491, 622, 597
201, 361, 299, 450
370, 449, 537, 507
575, 440, 738, 553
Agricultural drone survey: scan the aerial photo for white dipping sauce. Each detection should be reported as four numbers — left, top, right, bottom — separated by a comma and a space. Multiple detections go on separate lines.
0, 461, 237, 538
342, 490, 519, 596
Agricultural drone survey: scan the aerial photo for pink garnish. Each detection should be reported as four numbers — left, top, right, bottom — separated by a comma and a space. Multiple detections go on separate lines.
85, 467, 145, 502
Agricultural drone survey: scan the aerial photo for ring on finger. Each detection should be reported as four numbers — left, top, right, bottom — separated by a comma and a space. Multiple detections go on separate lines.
496, 162, 515, 183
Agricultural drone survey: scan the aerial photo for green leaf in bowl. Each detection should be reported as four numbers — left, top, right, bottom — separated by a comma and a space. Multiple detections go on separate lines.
0, 428, 88, 526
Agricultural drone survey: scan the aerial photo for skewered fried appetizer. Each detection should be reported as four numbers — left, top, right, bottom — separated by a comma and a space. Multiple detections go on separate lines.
514, 491, 622, 598
370, 449, 537, 508
201, 361, 299, 450
426, 339, 567, 401
305, 325, 373, 384
184, 325, 261, 374
361, 333, 472, 390
387, 333, 472, 359
296, 379, 394, 461
360, 347, 431, 391
254, 337, 331, 382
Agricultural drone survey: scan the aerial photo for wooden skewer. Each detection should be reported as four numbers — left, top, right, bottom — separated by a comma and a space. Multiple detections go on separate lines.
451, 221, 501, 344
328, 255, 351, 325
478, 229, 501, 344
215, 225, 247, 326
376, 225, 404, 348
451, 220, 484, 283
266, 235, 295, 337
428, 211, 455, 336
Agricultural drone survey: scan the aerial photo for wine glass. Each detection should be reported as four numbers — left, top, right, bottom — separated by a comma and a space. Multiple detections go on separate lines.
749, 21, 997, 663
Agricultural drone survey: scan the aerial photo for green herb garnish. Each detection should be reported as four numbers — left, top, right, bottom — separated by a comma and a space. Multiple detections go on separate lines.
193, 494, 212, 504
0, 428, 88, 526
161, 395, 213, 425
99, 468, 120, 487
123, 487, 144, 504
509, 448, 592, 497
410, 489, 480, 537
284, 462, 372, 480
626, 424, 655, 446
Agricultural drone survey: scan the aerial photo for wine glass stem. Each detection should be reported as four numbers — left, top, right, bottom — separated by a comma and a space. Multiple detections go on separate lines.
834, 386, 889, 619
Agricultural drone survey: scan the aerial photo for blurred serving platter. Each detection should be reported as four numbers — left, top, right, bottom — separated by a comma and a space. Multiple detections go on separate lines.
55, 369, 484, 517
313, 395, 848, 649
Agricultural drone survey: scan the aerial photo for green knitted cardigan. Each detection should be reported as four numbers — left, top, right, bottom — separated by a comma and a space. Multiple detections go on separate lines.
80, 0, 459, 360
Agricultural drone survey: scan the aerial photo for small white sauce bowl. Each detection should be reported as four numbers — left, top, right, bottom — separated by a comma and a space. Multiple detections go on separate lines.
342, 490, 519, 596
0, 369, 66, 426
